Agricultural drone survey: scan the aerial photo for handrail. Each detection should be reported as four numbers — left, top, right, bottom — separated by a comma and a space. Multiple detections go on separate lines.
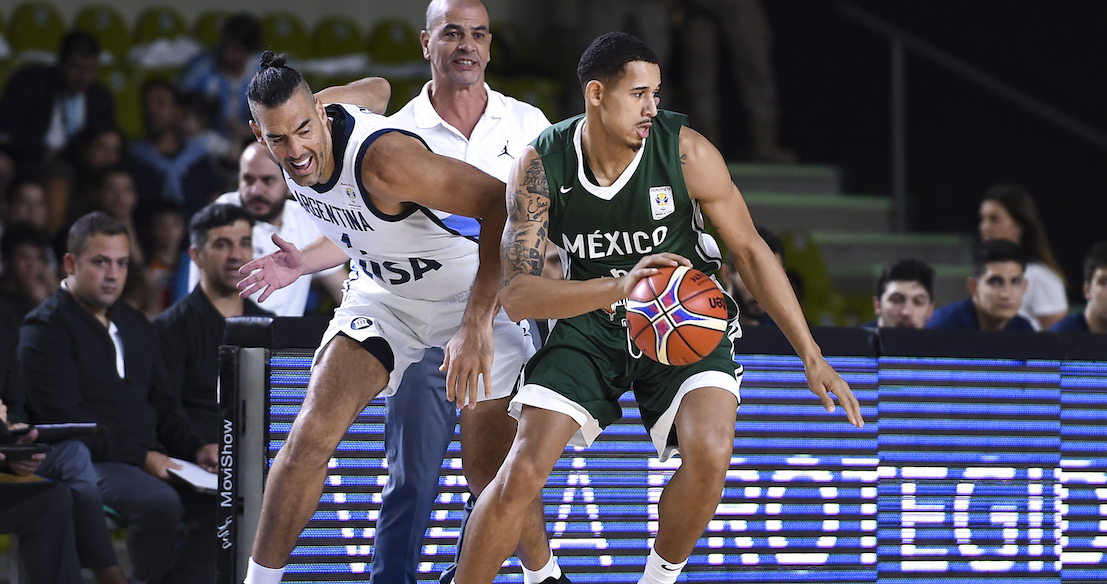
838, 2, 1107, 230
839, 2, 1107, 149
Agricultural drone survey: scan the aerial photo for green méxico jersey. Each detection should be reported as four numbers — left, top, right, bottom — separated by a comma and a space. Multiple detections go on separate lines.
532, 110, 722, 289
522, 110, 740, 435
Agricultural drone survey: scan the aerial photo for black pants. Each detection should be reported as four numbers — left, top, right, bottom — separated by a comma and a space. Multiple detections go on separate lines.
0, 481, 84, 584
96, 461, 217, 584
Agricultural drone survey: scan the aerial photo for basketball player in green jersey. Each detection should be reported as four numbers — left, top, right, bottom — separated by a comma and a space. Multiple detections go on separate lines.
450, 33, 864, 584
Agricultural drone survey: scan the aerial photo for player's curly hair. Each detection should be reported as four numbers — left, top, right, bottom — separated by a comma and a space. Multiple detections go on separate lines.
247, 50, 311, 113
577, 32, 659, 89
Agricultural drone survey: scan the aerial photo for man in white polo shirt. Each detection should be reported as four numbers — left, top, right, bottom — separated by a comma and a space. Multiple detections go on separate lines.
375, 1, 559, 583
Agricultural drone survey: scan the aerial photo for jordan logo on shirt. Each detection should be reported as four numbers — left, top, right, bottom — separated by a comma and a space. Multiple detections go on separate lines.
498, 141, 513, 158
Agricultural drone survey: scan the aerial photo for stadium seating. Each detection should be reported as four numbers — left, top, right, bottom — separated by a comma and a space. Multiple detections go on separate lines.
6, 1, 66, 64
313, 15, 364, 58
366, 19, 428, 114
98, 65, 144, 138
367, 18, 421, 66
193, 10, 230, 49
262, 11, 313, 60
74, 5, 131, 64
490, 76, 561, 122
488, 21, 532, 77
781, 229, 844, 326
133, 6, 188, 44
302, 15, 368, 88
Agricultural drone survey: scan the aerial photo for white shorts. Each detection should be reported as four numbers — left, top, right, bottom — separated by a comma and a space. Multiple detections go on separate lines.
509, 370, 741, 462
317, 279, 535, 401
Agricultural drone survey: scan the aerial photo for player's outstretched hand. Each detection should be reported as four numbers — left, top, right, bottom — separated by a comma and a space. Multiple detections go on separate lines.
237, 233, 304, 302
617, 253, 693, 297
441, 318, 495, 410
804, 357, 865, 428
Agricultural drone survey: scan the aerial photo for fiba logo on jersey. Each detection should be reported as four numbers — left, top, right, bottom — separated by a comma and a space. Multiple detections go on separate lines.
649, 186, 675, 220
344, 186, 359, 206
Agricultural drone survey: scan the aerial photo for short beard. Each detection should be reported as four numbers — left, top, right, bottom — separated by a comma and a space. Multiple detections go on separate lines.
246, 195, 286, 224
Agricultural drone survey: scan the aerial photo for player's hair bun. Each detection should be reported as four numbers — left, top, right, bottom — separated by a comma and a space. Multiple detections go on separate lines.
259, 50, 287, 70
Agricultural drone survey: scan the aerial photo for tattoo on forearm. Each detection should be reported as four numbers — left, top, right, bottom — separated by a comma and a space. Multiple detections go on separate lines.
501, 157, 550, 289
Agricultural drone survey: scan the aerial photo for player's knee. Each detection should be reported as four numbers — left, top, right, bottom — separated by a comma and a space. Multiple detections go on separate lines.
681, 437, 733, 480
280, 431, 337, 471
493, 458, 547, 509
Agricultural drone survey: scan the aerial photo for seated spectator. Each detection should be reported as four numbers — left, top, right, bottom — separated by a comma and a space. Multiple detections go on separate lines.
979, 184, 1067, 329
19, 211, 218, 584
2, 315, 83, 584
191, 141, 346, 316
2, 315, 127, 584
154, 203, 272, 444
0, 224, 59, 322
85, 166, 163, 317
143, 203, 189, 311
1, 429, 84, 584
90, 166, 143, 263
50, 124, 128, 228
718, 226, 786, 328
3, 179, 51, 235
927, 240, 1034, 331
180, 13, 263, 144
180, 90, 237, 170
1051, 242, 1107, 333
129, 79, 227, 223
867, 258, 935, 329
0, 30, 116, 192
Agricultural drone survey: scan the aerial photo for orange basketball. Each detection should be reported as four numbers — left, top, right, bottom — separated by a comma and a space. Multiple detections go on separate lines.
625, 266, 728, 366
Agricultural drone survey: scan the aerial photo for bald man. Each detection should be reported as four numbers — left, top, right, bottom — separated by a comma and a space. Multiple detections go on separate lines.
189, 141, 345, 315
378, 1, 562, 582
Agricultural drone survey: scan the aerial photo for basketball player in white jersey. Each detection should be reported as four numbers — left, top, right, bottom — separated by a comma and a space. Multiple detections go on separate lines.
236, 52, 554, 584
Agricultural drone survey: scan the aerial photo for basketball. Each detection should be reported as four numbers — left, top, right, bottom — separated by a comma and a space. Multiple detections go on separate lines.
625, 265, 729, 366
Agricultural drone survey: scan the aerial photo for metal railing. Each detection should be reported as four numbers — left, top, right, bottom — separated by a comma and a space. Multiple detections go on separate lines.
838, 2, 1107, 232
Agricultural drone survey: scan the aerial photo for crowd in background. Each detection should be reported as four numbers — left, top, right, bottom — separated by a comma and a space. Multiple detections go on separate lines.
1, 5, 1104, 584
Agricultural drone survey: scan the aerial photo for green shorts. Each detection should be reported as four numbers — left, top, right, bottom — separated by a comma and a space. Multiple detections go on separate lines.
510, 309, 742, 461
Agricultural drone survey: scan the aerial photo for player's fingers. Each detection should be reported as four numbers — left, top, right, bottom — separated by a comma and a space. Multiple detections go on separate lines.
834, 385, 865, 429
239, 258, 263, 276
662, 252, 693, 267
257, 284, 275, 302
482, 360, 493, 400
444, 366, 459, 403
445, 378, 457, 403
467, 368, 481, 410
445, 356, 460, 404
236, 270, 256, 289
812, 384, 835, 413
238, 280, 264, 299
272, 233, 293, 251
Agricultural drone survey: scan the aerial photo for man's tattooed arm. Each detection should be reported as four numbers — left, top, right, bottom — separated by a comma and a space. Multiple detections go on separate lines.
501, 150, 550, 290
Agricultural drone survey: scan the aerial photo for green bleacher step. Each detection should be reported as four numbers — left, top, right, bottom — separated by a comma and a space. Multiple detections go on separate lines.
744, 192, 893, 235
728, 163, 841, 195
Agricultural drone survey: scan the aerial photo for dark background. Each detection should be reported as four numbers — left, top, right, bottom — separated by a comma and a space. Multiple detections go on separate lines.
672, 0, 1106, 298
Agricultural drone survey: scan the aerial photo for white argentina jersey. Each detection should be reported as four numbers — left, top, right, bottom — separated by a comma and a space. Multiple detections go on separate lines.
283, 103, 481, 303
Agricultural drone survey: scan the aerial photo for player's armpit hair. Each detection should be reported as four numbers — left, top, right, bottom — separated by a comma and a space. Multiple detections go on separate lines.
501, 157, 549, 287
